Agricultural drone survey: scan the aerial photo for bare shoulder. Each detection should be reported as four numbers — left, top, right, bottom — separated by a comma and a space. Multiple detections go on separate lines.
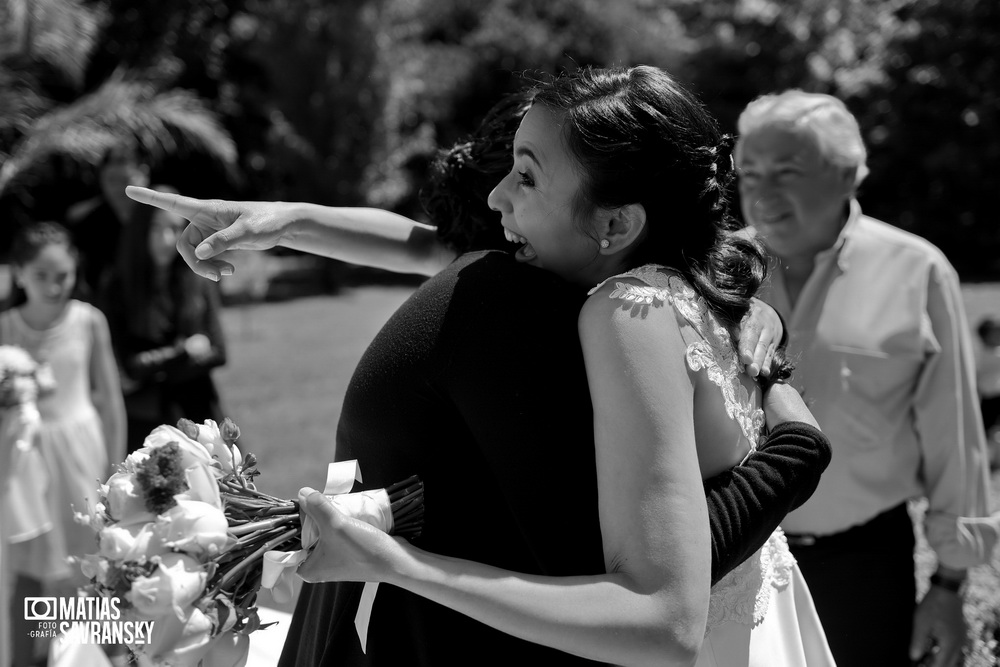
77, 300, 111, 333
579, 276, 689, 359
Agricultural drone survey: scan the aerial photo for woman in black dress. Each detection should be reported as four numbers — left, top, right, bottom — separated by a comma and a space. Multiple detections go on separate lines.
103, 185, 228, 453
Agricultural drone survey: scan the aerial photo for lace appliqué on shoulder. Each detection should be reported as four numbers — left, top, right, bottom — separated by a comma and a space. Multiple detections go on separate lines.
590, 265, 764, 449
706, 530, 797, 633
591, 265, 783, 632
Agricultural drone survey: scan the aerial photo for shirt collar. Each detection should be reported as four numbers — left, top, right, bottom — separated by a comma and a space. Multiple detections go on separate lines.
814, 198, 861, 272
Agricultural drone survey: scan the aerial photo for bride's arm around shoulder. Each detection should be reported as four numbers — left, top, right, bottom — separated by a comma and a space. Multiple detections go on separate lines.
579, 279, 711, 655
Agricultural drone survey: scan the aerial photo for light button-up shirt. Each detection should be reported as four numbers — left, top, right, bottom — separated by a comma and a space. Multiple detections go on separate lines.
759, 201, 999, 569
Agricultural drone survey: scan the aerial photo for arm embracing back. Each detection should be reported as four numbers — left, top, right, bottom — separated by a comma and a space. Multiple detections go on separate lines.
578, 287, 711, 660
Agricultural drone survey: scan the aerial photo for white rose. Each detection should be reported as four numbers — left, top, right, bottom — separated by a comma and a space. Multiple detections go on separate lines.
155, 500, 230, 557
98, 523, 165, 562
142, 425, 216, 468
129, 553, 207, 620
187, 419, 242, 474
176, 462, 223, 509
103, 472, 155, 527
79, 553, 110, 584
136, 605, 215, 667
122, 448, 150, 474
74, 502, 108, 531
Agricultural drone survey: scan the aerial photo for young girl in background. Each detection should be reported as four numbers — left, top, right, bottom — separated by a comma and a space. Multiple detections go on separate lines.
3, 221, 125, 665
103, 185, 228, 454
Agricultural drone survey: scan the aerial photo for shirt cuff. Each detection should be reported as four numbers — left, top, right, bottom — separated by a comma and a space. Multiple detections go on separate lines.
925, 511, 1000, 570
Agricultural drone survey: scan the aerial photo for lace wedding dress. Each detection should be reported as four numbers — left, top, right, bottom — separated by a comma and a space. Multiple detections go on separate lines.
592, 266, 836, 667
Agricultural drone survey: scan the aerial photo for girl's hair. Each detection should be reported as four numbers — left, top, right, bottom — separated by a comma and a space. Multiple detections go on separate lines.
9, 221, 79, 267
531, 66, 791, 383
5, 222, 85, 309
112, 186, 209, 340
420, 90, 533, 254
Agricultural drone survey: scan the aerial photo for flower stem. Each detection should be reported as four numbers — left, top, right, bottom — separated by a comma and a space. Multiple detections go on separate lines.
229, 514, 298, 537
206, 527, 300, 599
222, 480, 287, 503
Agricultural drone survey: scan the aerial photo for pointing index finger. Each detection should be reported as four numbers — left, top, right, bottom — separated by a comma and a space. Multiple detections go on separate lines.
125, 185, 207, 220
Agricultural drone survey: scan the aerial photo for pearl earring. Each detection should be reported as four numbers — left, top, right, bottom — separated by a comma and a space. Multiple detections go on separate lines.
600, 239, 610, 249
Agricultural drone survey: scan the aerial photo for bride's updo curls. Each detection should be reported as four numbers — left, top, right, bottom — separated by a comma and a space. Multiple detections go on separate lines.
531, 66, 768, 335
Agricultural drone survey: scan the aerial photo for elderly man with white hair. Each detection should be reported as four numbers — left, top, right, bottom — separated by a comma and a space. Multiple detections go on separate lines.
735, 90, 999, 667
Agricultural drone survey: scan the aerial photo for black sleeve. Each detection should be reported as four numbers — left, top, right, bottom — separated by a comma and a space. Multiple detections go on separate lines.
706, 421, 832, 584
127, 281, 227, 385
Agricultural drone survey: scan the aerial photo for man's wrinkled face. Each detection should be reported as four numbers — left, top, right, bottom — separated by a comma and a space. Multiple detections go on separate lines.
736, 125, 853, 261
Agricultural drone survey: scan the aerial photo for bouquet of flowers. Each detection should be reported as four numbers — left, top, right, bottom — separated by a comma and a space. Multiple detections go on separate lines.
0, 344, 57, 543
77, 418, 423, 666
0, 344, 56, 408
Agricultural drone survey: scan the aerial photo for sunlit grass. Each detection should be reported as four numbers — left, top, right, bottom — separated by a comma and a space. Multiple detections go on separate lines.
215, 285, 417, 503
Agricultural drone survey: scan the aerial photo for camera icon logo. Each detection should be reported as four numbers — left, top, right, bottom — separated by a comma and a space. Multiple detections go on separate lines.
24, 597, 57, 621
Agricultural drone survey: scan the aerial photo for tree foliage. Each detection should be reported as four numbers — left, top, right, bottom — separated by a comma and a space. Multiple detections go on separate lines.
857, 0, 1000, 278
0, 0, 236, 229
0, 0, 996, 277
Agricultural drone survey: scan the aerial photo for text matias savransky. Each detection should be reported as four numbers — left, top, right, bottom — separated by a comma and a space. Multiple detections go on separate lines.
24, 596, 154, 644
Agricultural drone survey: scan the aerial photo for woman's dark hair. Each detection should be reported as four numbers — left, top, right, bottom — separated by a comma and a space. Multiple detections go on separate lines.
531, 65, 792, 382
112, 187, 208, 340
5, 221, 86, 308
419, 90, 533, 254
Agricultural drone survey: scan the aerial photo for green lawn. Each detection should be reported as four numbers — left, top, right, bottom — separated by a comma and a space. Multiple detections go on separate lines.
213, 279, 1000, 658
215, 285, 416, 503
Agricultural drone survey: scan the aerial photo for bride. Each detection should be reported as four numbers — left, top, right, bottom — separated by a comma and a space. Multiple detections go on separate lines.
286, 66, 836, 666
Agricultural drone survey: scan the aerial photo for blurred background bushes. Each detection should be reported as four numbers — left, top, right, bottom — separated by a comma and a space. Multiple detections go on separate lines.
2, 0, 998, 278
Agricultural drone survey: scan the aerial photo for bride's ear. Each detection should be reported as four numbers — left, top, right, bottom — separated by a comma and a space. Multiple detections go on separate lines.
598, 203, 647, 255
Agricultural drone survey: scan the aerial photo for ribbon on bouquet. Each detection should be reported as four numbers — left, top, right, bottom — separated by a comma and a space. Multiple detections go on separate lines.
261, 460, 392, 653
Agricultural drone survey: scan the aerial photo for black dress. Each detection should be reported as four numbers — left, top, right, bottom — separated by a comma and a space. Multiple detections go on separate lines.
105, 271, 227, 453
278, 251, 831, 666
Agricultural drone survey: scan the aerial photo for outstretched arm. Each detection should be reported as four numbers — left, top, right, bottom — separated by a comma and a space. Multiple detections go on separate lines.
125, 186, 457, 280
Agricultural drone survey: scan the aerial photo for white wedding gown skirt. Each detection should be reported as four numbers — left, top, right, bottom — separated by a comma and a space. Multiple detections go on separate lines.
696, 532, 836, 667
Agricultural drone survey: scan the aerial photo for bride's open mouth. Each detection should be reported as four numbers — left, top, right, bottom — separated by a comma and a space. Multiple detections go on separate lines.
503, 228, 537, 261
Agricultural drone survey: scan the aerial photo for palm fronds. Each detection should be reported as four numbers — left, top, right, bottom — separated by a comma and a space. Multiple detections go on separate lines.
0, 0, 104, 89
0, 66, 54, 137
0, 73, 239, 196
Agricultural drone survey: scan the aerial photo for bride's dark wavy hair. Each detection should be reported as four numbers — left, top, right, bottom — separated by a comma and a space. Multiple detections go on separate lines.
532, 66, 791, 382
419, 91, 532, 254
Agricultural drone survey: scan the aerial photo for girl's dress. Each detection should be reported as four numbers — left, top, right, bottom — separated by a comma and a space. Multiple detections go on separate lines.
2, 300, 108, 581
591, 266, 836, 667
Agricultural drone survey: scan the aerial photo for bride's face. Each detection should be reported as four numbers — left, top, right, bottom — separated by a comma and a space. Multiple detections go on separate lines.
487, 105, 601, 285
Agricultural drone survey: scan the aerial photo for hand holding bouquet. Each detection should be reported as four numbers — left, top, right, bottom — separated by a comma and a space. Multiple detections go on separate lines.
78, 418, 423, 666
